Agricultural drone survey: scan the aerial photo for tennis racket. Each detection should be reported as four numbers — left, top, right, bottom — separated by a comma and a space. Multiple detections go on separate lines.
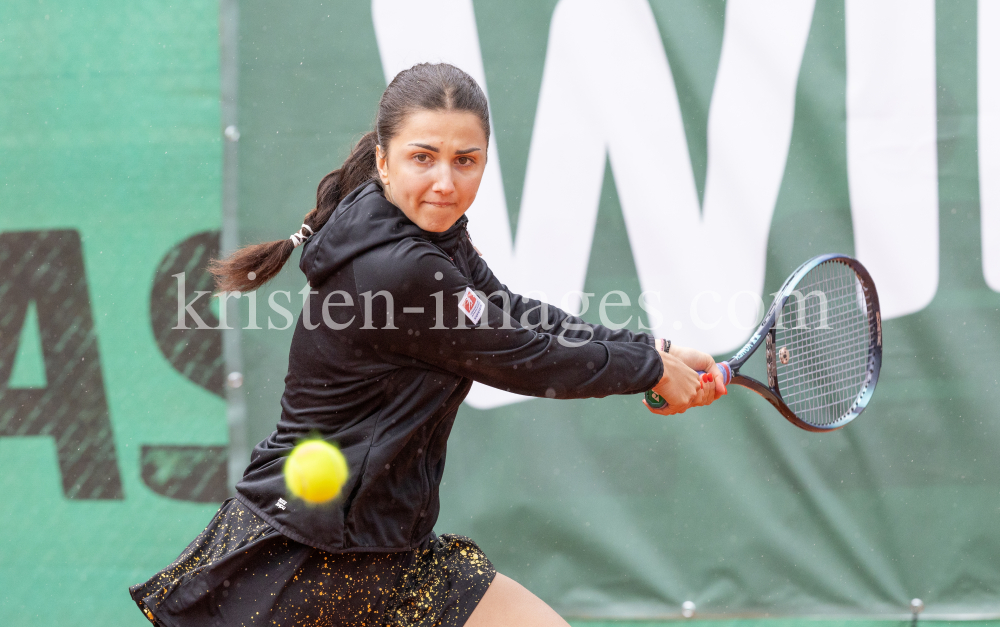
645, 254, 882, 432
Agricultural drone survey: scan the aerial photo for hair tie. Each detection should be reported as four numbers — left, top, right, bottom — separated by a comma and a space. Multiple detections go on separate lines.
289, 223, 314, 248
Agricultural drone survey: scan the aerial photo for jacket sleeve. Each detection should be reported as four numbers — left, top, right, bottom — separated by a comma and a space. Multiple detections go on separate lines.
353, 239, 663, 399
462, 234, 659, 347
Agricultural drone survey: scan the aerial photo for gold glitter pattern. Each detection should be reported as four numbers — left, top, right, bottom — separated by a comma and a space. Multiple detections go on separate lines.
129, 499, 495, 626
130, 499, 275, 618
384, 535, 496, 626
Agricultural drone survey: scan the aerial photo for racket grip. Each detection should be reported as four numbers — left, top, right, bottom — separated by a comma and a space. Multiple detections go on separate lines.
645, 361, 732, 409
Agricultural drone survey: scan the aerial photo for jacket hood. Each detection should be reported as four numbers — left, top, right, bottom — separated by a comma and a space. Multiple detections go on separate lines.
299, 181, 469, 287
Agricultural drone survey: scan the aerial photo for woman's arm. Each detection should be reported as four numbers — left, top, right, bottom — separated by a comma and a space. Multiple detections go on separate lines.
353, 240, 663, 399
462, 235, 726, 412
463, 235, 657, 347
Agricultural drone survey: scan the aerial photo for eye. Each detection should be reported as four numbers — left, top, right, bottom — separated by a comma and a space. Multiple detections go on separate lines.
456, 156, 474, 166
414, 153, 431, 163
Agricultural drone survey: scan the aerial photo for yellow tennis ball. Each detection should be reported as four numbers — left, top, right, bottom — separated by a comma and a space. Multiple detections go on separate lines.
284, 439, 348, 504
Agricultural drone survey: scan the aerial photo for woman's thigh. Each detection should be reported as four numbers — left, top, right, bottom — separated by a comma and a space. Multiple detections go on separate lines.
465, 573, 570, 627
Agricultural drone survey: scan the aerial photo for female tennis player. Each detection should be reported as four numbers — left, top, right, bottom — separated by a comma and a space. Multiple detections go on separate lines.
129, 62, 726, 627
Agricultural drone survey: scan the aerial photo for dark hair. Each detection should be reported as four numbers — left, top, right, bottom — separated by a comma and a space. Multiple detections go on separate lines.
208, 63, 491, 294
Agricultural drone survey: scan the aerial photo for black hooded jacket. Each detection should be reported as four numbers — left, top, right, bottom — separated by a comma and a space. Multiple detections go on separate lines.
234, 182, 664, 553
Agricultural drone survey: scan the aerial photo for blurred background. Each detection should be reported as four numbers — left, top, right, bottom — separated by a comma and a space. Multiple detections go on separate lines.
2, 0, 999, 625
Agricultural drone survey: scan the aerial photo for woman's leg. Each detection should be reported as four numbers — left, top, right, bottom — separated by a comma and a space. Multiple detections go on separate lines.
464, 573, 571, 627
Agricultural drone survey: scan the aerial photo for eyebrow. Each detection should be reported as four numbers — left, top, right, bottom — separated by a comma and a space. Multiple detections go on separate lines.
408, 143, 482, 155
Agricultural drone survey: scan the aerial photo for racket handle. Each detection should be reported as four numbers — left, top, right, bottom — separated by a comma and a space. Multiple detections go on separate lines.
645, 362, 732, 409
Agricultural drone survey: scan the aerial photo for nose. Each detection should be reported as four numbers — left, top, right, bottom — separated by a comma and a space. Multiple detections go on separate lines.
431, 163, 455, 196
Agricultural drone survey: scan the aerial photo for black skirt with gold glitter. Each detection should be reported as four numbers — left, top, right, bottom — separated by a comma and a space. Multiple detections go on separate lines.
129, 498, 496, 627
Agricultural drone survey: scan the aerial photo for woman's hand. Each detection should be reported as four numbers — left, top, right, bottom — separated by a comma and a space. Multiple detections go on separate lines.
643, 345, 727, 416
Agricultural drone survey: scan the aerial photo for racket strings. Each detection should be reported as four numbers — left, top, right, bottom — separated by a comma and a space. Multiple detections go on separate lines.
779, 290, 872, 420
775, 312, 870, 362
773, 260, 875, 427
778, 267, 872, 424
775, 315, 871, 382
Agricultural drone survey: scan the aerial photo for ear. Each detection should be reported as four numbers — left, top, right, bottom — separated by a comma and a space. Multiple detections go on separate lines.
375, 145, 390, 186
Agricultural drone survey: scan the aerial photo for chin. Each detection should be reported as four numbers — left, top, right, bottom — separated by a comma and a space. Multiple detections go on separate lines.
424, 222, 454, 233
419, 208, 463, 232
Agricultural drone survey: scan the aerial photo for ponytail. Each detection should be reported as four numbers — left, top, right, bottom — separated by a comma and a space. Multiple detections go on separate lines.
207, 131, 378, 293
